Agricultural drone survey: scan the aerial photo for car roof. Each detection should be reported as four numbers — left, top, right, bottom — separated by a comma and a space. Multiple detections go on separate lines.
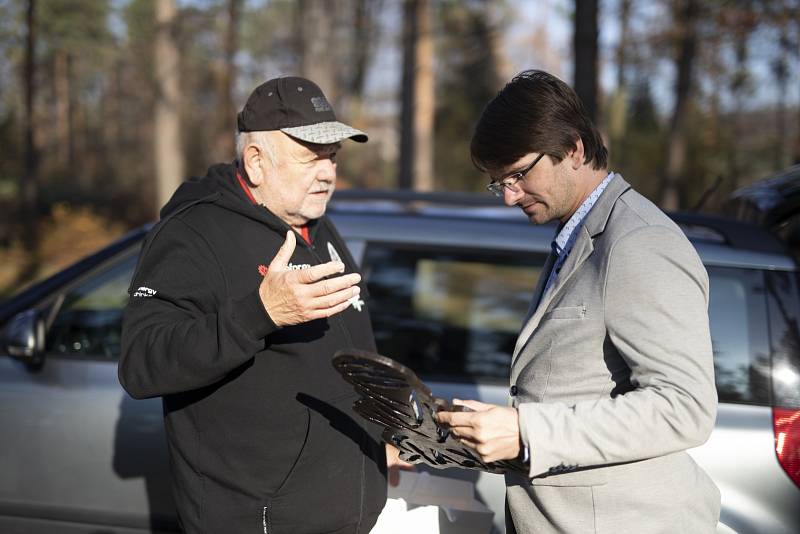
1, 190, 794, 323
329, 189, 796, 271
727, 164, 800, 227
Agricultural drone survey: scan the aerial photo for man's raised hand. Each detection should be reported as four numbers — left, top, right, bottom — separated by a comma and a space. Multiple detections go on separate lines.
259, 231, 361, 326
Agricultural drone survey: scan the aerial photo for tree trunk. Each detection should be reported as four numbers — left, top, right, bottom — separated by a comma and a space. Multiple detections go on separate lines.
54, 48, 73, 169
398, 0, 417, 190
211, 0, 241, 163
297, 0, 336, 101
413, 0, 434, 191
609, 0, 631, 164
349, 0, 375, 99
727, 1, 756, 190
795, 92, 800, 165
399, 0, 434, 191
21, 0, 39, 261
153, 0, 184, 214
661, 0, 698, 211
573, 0, 599, 122
773, 31, 789, 169
102, 60, 123, 153
794, 5, 800, 165
616, 0, 631, 91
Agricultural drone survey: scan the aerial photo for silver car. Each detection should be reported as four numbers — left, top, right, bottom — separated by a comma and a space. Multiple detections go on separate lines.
1, 190, 798, 533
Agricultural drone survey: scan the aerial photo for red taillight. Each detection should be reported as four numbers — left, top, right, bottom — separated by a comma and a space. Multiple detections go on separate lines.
773, 407, 800, 488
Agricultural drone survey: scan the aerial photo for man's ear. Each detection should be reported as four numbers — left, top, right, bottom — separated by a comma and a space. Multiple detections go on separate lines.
242, 144, 264, 185
567, 137, 585, 170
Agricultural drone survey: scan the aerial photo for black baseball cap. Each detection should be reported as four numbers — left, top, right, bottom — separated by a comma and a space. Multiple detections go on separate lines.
237, 76, 368, 144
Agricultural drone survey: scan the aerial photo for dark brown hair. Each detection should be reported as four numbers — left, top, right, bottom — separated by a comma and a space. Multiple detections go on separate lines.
470, 70, 608, 173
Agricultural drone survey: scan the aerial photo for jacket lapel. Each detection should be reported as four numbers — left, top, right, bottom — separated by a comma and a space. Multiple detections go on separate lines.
512, 251, 556, 357
511, 175, 632, 364
538, 226, 593, 312
511, 229, 594, 363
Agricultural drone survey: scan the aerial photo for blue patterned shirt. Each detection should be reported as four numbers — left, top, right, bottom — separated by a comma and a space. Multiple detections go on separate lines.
542, 172, 616, 296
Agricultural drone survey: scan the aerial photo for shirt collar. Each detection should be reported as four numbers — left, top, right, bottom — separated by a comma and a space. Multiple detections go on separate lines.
553, 172, 616, 255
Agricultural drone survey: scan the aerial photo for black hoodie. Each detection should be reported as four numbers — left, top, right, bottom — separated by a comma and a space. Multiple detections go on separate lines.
119, 163, 387, 534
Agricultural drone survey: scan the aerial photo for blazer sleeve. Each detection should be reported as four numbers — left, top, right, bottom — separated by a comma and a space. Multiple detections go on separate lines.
118, 218, 279, 399
517, 224, 717, 478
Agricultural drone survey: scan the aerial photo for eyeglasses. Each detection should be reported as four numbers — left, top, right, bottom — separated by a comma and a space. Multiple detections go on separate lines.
485, 153, 546, 198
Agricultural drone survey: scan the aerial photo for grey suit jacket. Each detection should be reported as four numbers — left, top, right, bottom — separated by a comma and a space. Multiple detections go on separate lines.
506, 176, 721, 534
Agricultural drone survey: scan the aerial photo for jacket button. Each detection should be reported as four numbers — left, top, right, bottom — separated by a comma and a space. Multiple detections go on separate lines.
510, 385, 518, 396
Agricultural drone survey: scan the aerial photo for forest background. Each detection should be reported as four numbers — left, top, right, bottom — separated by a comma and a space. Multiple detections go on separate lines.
0, 0, 798, 297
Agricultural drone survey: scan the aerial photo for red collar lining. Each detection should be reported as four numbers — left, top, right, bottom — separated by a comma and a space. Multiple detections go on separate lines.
235, 168, 312, 245
235, 169, 258, 205
300, 225, 311, 244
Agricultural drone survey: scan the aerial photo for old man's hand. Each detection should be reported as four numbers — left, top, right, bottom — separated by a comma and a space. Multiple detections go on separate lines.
259, 231, 361, 326
385, 443, 415, 487
436, 399, 521, 463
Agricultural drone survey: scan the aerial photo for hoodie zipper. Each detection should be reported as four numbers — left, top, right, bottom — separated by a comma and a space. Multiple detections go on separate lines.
262, 505, 270, 534
299, 225, 366, 531
294, 227, 356, 348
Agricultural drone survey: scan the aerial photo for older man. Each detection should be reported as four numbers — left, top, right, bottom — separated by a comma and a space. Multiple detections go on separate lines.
119, 77, 390, 533
437, 70, 720, 533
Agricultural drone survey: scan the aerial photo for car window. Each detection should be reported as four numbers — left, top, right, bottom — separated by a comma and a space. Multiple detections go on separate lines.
45, 251, 138, 360
707, 266, 771, 405
362, 243, 545, 382
764, 270, 800, 408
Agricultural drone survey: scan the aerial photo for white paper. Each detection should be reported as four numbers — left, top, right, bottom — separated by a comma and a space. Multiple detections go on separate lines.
370, 471, 494, 533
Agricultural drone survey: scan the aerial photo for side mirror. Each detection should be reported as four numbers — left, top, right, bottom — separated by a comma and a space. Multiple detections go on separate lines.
2, 309, 45, 367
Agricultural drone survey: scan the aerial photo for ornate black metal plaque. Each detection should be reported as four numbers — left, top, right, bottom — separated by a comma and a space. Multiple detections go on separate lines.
332, 348, 526, 474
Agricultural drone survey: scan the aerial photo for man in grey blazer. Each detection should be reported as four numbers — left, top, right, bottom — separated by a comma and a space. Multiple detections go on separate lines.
437, 70, 721, 533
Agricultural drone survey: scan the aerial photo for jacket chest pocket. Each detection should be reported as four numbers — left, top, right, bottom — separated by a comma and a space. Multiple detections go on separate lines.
537, 303, 600, 353
541, 304, 586, 320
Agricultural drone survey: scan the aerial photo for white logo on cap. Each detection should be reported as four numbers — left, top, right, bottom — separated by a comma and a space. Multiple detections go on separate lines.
311, 96, 332, 112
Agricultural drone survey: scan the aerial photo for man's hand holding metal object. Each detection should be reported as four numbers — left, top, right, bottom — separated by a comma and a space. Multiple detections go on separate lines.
332, 349, 526, 474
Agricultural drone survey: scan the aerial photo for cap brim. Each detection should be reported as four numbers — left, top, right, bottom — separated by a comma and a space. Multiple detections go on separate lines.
280, 121, 368, 144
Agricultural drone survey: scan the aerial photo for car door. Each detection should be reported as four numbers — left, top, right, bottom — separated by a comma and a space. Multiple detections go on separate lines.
689, 263, 800, 534
0, 245, 178, 533
355, 238, 548, 534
